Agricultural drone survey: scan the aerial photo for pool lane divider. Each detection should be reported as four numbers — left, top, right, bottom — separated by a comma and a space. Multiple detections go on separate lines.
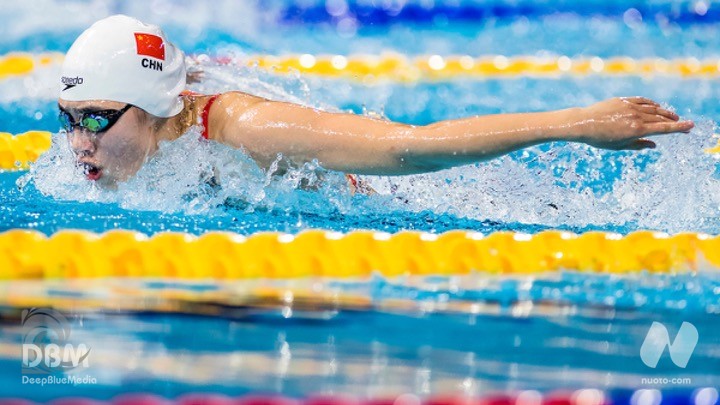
277, 2, 720, 26
0, 131, 53, 170
239, 54, 720, 81
0, 389, 692, 405
2, 389, 714, 405
6, 52, 720, 83
0, 52, 63, 80
2, 131, 719, 172
1, 229, 718, 279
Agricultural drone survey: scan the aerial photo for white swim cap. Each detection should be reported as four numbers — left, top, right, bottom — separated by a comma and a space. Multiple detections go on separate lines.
60, 15, 186, 118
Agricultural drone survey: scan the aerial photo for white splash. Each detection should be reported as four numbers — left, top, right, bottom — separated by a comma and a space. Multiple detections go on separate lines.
367, 120, 720, 232
20, 126, 373, 216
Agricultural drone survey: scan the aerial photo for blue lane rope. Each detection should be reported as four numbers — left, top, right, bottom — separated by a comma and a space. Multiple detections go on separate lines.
278, 2, 718, 26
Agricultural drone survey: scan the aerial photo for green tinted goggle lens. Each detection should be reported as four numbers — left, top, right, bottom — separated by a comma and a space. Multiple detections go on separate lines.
81, 116, 109, 132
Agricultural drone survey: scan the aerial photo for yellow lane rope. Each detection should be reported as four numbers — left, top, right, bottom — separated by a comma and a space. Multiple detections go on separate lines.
0, 52, 63, 80
5, 52, 720, 82
0, 229, 718, 279
248, 54, 720, 82
0, 131, 53, 170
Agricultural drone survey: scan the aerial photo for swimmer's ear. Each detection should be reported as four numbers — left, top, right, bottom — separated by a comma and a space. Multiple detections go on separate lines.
137, 108, 168, 130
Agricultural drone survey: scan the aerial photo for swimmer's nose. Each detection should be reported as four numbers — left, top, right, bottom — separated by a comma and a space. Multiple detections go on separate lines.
68, 130, 97, 157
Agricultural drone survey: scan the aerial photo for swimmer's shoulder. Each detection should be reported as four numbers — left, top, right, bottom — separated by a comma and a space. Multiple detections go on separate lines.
180, 91, 265, 141
180, 90, 257, 141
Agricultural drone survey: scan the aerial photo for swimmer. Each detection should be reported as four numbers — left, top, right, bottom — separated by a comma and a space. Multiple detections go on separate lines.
59, 15, 694, 190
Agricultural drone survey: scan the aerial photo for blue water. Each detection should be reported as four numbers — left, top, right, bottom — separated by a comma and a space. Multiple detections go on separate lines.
1, 272, 720, 400
1, 310, 718, 399
4, 1, 720, 57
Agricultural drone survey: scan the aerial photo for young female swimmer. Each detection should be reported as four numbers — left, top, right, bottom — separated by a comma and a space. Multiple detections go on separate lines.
59, 15, 694, 189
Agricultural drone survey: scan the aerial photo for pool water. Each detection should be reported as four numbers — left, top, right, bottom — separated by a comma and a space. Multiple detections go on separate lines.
1, 272, 720, 400
1, 0, 720, 401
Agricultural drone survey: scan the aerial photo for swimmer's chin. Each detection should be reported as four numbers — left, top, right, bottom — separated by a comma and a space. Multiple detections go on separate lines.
96, 178, 119, 190
83, 175, 116, 190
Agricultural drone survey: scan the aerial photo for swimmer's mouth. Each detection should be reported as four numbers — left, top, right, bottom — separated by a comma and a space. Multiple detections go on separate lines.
78, 161, 103, 181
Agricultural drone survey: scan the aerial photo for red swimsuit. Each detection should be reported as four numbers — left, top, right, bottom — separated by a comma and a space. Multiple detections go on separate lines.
200, 94, 219, 140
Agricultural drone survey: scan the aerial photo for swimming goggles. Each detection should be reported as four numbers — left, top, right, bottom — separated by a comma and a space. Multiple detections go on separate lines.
58, 104, 133, 133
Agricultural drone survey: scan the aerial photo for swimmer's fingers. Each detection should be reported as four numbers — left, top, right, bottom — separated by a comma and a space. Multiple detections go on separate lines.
641, 113, 676, 123
634, 104, 679, 121
624, 96, 661, 107
642, 120, 695, 135
634, 104, 693, 133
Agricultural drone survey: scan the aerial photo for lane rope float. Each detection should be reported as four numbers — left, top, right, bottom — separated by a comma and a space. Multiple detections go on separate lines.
6, 52, 720, 83
0, 389, 704, 405
244, 54, 720, 82
0, 131, 53, 170
1, 229, 718, 279
275, 2, 720, 26
0, 52, 63, 80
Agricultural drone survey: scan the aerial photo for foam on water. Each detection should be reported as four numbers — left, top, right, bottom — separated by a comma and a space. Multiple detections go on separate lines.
20, 127, 382, 216
367, 121, 720, 232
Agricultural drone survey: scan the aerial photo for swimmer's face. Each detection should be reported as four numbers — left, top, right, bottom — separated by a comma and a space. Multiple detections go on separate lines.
58, 99, 157, 187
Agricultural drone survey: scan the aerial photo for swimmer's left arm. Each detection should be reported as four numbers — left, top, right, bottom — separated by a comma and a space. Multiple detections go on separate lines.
214, 93, 693, 175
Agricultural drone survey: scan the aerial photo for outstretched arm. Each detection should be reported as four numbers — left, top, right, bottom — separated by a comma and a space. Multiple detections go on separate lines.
212, 93, 694, 176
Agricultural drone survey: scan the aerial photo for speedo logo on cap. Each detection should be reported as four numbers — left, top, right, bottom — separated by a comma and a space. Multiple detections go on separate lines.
61, 76, 84, 91
135, 33, 165, 72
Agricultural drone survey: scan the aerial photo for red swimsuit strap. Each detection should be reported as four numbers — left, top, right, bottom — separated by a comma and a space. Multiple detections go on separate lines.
201, 94, 220, 140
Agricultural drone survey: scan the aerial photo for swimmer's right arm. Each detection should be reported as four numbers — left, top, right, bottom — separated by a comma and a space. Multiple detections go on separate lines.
212, 93, 694, 175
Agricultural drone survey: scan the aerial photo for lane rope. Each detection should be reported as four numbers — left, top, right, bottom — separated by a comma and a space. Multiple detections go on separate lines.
246, 54, 720, 81
0, 52, 63, 81
1, 229, 718, 279
0, 390, 707, 405
0, 389, 680, 405
0, 131, 53, 170
5, 52, 720, 83
276, 2, 720, 26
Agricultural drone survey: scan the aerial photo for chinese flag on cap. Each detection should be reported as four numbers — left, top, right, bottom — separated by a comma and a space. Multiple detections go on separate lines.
134, 33, 165, 60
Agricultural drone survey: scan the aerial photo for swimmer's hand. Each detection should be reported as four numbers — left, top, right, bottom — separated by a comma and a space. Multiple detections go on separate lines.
573, 97, 694, 151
